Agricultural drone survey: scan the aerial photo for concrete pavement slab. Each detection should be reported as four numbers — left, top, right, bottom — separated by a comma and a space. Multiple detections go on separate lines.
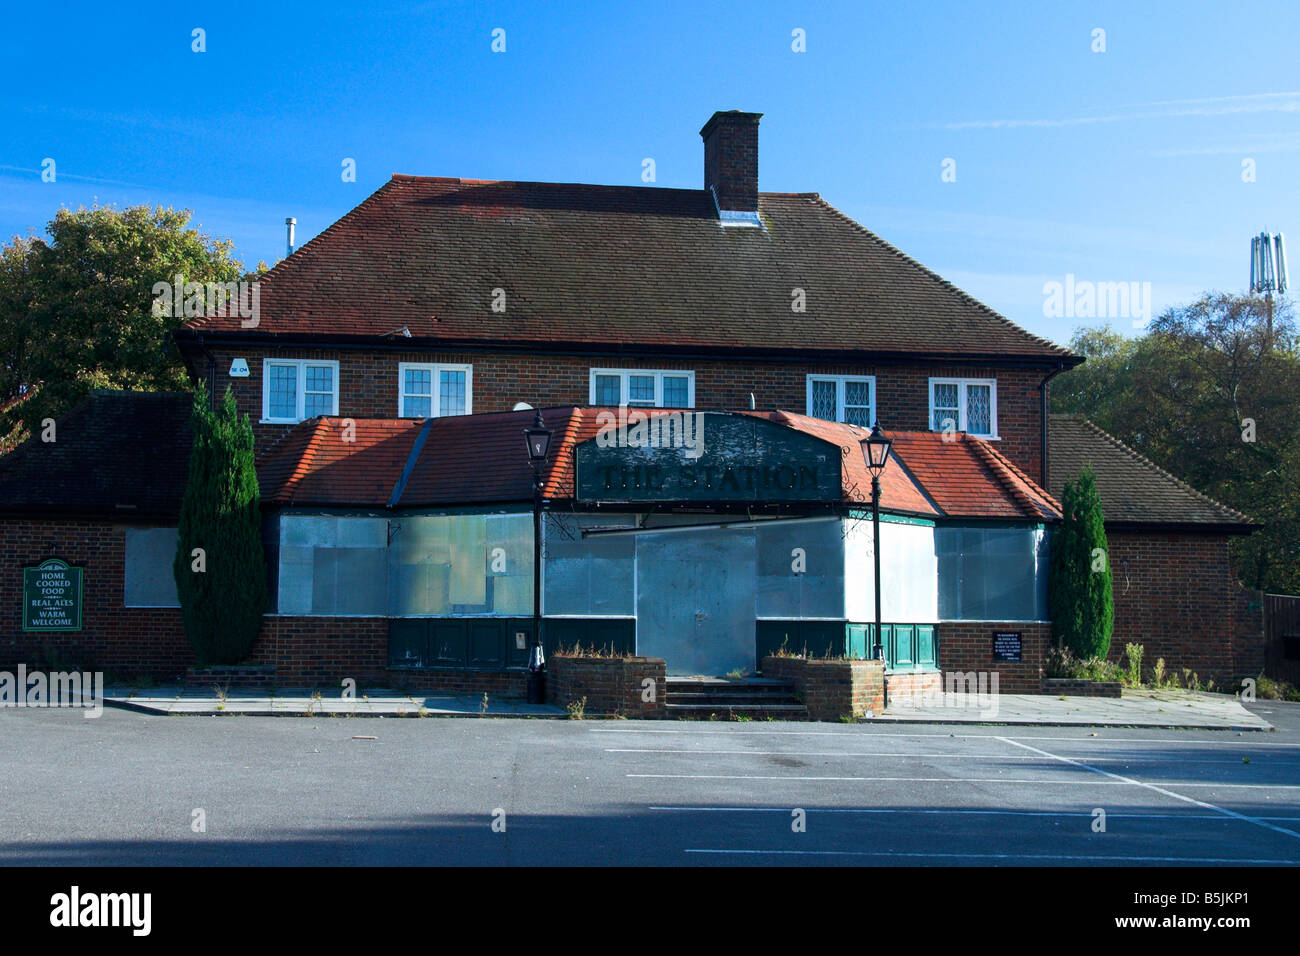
880, 688, 1271, 730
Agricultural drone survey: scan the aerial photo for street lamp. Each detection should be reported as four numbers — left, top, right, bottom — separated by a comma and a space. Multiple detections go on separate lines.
524, 410, 553, 704
862, 424, 893, 663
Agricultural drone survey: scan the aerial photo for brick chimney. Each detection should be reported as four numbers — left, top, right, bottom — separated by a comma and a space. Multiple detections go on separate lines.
700, 110, 762, 218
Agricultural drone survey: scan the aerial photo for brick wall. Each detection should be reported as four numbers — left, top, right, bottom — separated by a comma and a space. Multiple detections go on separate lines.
937, 621, 1050, 694
1107, 532, 1244, 683
195, 345, 1048, 484
0, 519, 193, 677
884, 670, 943, 704
761, 656, 885, 719
0, 519, 528, 692
547, 655, 666, 717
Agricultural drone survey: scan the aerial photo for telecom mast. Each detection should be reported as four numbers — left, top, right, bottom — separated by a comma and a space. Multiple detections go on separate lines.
1250, 231, 1288, 344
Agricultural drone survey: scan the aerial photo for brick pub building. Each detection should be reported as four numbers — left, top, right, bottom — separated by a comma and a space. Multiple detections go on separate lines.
0, 111, 1260, 702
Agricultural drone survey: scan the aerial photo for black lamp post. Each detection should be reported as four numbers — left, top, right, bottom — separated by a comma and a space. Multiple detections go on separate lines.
862, 424, 893, 663
524, 410, 553, 704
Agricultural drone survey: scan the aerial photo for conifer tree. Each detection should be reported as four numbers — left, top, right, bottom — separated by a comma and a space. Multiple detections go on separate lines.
1049, 466, 1114, 660
173, 383, 267, 665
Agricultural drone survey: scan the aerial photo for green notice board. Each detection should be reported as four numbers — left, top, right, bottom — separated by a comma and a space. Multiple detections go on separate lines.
22, 558, 83, 632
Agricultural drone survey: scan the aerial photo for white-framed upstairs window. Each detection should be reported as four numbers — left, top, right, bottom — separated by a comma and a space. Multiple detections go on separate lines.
262, 359, 340, 424
806, 375, 875, 427
930, 378, 998, 438
589, 369, 694, 408
398, 363, 472, 418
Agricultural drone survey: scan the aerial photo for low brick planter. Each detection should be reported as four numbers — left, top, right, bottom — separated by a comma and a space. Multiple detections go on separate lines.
761, 656, 884, 720
548, 655, 666, 718
185, 665, 277, 690
1040, 677, 1123, 698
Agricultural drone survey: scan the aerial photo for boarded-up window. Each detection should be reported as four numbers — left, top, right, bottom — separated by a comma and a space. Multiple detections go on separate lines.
124, 527, 181, 608
936, 525, 1048, 621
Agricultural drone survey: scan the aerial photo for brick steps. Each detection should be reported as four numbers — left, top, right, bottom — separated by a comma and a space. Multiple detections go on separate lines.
665, 677, 808, 720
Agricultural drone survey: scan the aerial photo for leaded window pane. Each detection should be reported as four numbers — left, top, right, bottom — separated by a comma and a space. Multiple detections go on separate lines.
662, 375, 689, 407
811, 379, 836, 420
932, 382, 959, 430
269, 364, 298, 419
594, 374, 621, 405
404, 396, 431, 418
405, 368, 431, 396
305, 365, 333, 394
966, 384, 992, 435
628, 374, 655, 405
440, 370, 467, 416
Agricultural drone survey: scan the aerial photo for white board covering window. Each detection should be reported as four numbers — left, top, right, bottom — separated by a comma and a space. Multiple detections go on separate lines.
806, 375, 875, 427
124, 527, 181, 608
589, 369, 694, 408
262, 359, 339, 423
929, 378, 997, 438
398, 363, 473, 418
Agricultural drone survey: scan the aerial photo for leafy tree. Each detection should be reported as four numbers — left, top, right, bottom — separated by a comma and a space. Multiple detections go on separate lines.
1052, 294, 1300, 593
0, 204, 245, 446
1050, 466, 1114, 660
173, 383, 267, 666
1049, 323, 1139, 427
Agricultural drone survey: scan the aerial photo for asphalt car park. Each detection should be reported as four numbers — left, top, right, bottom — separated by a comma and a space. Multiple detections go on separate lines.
1, 704, 1298, 866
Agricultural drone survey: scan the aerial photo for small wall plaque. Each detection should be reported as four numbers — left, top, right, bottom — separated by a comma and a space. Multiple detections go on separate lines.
992, 631, 1022, 663
229, 358, 250, 377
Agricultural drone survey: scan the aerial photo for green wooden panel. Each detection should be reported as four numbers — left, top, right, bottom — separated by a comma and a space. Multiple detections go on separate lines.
429, 620, 467, 666
468, 620, 504, 667
917, 624, 937, 668
388, 619, 427, 668
891, 624, 916, 669
846, 623, 870, 660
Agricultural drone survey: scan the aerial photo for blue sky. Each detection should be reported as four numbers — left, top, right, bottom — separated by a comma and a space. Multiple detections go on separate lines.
3, 0, 1297, 347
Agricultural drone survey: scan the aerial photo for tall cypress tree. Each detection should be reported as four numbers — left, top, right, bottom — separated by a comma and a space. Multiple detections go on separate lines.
174, 383, 268, 666
1075, 467, 1114, 659
1049, 466, 1114, 660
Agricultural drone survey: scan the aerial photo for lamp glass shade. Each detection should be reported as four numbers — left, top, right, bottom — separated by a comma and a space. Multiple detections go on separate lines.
864, 424, 892, 476
525, 418, 553, 462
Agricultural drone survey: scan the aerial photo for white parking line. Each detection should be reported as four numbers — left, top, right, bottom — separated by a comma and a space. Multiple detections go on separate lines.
995, 735, 1300, 840
627, 773, 1300, 789
683, 848, 1300, 864
589, 727, 1296, 746
605, 747, 1274, 764
649, 806, 1300, 821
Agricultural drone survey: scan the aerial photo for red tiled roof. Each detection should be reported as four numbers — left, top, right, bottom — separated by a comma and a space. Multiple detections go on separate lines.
177, 176, 1074, 363
257, 417, 421, 505
883, 430, 1060, 521
255, 407, 1058, 522
753, 411, 1059, 521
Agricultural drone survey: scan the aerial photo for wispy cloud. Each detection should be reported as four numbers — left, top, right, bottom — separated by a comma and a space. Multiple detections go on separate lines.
935, 92, 1300, 130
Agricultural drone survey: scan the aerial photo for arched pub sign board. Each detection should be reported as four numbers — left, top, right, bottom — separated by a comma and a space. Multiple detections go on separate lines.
22, 558, 83, 632
575, 412, 843, 504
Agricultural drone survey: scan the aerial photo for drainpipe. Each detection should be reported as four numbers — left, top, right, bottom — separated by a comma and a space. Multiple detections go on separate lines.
1038, 362, 1066, 489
